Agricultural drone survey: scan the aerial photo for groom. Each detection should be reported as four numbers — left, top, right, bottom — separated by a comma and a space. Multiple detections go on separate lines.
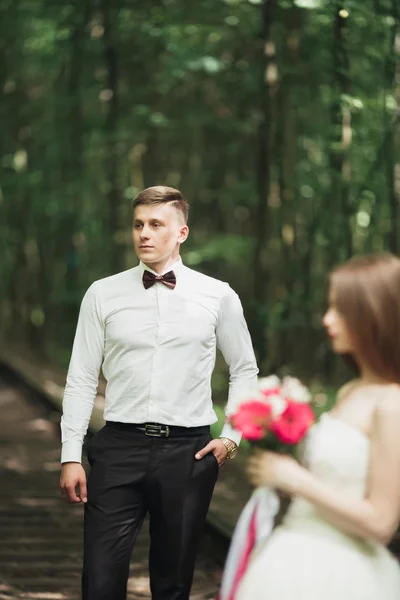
59, 185, 258, 600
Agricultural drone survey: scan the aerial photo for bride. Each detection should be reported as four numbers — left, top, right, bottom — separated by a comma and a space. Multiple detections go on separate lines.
237, 253, 400, 600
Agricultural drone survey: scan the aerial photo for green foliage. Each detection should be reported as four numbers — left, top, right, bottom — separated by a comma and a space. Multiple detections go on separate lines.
0, 0, 399, 386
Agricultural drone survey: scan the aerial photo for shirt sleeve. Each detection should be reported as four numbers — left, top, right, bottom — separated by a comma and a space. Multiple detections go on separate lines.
60, 282, 105, 463
216, 284, 259, 445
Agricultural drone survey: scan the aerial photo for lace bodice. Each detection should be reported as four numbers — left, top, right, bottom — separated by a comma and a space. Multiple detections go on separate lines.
283, 413, 370, 532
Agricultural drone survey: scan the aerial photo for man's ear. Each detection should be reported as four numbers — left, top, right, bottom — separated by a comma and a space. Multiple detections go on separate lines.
178, 225, 189, 244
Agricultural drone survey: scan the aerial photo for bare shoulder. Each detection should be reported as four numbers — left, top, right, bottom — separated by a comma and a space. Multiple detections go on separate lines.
336, 379, 360, 404
370, 386, 400, 441
375, 384, 400, 417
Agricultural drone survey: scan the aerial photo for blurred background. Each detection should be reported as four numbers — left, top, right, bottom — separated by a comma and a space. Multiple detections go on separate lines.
0, 0, 399, 394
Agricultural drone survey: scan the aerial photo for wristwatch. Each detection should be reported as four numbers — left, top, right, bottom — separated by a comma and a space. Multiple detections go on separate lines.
219, 437, 238, 459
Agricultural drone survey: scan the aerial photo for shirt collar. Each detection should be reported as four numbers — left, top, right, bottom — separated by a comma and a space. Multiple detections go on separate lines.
139, 256, 183, 277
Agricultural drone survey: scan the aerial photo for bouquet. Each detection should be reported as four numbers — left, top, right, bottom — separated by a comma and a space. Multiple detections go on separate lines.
229, 375, 315, 454
218, 376, 315, 600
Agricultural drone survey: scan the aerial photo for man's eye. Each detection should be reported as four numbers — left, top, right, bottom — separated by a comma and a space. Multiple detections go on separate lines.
134, 224, 142, 229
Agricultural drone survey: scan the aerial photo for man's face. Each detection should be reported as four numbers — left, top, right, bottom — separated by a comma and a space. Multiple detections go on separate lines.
133, 203, 189, 269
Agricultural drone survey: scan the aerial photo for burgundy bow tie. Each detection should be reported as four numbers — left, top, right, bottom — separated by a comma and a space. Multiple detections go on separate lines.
142, 269, 176, 290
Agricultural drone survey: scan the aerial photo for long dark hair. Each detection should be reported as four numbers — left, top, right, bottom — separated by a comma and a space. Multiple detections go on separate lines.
330, 253, 400, 384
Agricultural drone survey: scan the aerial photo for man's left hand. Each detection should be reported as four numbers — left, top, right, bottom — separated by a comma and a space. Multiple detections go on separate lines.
195, 439, 230, 467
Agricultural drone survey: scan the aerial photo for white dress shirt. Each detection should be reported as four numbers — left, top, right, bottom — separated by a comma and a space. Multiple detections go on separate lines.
61, 258, 259, 463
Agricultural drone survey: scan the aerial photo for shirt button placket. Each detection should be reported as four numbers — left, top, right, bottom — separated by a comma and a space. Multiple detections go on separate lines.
148, 283, 162, 422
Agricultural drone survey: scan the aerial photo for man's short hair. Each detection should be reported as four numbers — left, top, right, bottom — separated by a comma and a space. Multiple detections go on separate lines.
132, 186, 189, 224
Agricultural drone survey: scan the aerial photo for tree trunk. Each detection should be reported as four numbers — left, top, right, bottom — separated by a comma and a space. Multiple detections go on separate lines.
65, 0, 92, 315
102, 0, 122, 274
251, 0, 277, 367
328, 3, 352, 264
386, 2, 400, 253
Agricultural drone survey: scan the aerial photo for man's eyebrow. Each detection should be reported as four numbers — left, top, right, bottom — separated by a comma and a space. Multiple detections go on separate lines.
133, 217, 165, 224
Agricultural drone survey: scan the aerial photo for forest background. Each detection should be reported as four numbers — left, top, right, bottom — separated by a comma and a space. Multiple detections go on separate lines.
1, 0, 399, 403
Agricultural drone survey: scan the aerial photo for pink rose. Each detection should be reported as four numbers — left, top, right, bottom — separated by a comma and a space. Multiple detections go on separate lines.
271, 400, 314, 445
231, 401, 272, 441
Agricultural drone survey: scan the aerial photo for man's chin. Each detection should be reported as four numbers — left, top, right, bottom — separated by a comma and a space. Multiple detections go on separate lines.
137, 251, 157, 263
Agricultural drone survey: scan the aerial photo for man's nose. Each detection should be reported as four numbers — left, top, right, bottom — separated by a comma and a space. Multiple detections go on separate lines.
140, 225, 150, 238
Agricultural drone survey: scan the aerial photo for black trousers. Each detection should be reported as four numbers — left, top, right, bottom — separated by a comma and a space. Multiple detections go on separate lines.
82, 423, 219, 600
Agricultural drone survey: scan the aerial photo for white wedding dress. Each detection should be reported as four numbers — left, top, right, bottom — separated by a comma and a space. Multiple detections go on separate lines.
237, 413, 400, 600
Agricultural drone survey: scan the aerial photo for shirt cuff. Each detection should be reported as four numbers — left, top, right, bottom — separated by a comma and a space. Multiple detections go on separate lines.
61, 440, 83, 464
220, 422, 242, 446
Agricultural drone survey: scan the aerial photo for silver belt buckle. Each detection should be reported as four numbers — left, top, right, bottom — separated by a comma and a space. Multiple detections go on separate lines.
144, 423, 169, 437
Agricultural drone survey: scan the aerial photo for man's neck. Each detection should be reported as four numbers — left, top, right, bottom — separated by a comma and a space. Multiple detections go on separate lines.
143, 255, 181, 275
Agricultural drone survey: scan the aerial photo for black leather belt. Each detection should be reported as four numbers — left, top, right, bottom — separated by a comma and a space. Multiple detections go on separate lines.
106, 421, 210, 438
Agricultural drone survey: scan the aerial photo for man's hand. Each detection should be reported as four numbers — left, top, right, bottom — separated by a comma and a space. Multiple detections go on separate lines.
195, 439, 229, 467
60, 462, 87, 504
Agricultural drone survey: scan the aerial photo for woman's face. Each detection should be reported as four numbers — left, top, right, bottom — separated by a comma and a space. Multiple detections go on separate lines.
322, 287, 356, 354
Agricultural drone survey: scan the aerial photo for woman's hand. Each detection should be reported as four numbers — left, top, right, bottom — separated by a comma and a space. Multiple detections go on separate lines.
246, 450, 304, 495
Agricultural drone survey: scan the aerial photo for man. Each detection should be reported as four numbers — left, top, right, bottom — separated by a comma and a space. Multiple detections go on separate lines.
60, 186, 258, 600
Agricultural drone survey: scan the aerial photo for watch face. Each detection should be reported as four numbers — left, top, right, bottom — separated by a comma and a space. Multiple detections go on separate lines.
229, 447, 238, 458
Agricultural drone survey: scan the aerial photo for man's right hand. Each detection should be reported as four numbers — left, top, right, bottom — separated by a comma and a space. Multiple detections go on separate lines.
60, 462, 87, 504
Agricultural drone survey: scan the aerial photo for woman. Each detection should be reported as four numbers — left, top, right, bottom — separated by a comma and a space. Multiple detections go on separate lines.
237, 254, 400, 600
